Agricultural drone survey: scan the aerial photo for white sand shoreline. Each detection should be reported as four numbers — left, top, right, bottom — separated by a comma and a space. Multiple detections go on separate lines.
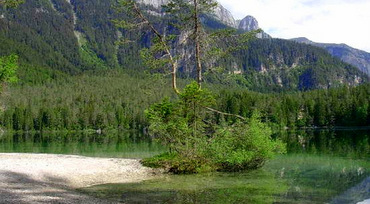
0, 153, 158, 203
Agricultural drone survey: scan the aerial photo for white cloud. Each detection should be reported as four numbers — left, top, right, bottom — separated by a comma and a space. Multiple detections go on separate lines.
218, 0, 370, 52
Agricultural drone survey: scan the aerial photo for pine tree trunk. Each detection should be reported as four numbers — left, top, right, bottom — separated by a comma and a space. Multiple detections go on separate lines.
194, 0, 202, 87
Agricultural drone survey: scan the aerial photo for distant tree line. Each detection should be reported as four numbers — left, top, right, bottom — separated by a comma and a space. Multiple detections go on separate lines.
217, 84, 370, 128
1, 70, 368, 131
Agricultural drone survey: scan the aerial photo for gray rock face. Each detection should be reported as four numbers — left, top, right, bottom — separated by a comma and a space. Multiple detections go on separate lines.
212, 3, 237, 28
292, 37, 370, 76
136, 0, 169, 9
136, 0, 271, 37
237, 15, 271, 38
238, 15, 259, 32
136, 0, 237, 28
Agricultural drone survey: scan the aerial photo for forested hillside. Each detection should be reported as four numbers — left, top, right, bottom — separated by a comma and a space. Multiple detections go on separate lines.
0, 0, 82, 73
292, 37, 370, 76
1, 70, 369, 131
0, 0, 368, 91
0, 0, 369, 131
214, 38, 368, 91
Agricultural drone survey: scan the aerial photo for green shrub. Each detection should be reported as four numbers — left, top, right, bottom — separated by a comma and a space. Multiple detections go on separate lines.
142, 152, 214, 174
207, 114, 286, 171
144, 82, 286, 173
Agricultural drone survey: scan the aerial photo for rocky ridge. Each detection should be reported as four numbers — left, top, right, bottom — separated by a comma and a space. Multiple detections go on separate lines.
292, 37, 370, 76
137, 0, 262, 32
211, 3, 237, 28
238, 15, 259, 31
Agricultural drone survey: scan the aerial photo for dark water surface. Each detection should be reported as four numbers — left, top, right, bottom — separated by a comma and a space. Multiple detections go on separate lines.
1, 129, 369, 203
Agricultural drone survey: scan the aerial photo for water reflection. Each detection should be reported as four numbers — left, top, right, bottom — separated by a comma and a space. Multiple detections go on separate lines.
1, 129, 369, 203
1, 129, 368, 159
83, 154, 369, 203
0, 131, 166, 158
79, 129, 370, 204
276, 129, 369, 159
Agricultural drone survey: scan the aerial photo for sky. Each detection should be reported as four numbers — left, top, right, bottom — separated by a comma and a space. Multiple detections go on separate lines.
217, 0, 370, 52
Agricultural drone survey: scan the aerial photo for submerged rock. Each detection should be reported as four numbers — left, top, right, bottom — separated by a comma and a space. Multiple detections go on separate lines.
330, 176, 370, 204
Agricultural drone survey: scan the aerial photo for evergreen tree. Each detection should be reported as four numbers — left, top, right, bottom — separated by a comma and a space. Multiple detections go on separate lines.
117, 0, 285, 173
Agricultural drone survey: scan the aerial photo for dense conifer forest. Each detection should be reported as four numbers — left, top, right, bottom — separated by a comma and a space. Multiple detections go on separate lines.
1, 69, 368, 132
0, 0, 369, 132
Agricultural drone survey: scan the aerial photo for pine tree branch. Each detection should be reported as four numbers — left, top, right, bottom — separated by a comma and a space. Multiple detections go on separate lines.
131, 1, 180, 94
203, 106, 246, 120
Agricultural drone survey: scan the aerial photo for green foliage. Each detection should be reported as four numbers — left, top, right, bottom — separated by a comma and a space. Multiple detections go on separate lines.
79, 45, 109, 70
0, 0, 24, 8
0, 0, 83, 73
0, 54, 18, 87
145, 82, 215, 154
163, 0, 218, 30
145, 82, 286, 173
209, 38, 369, 91
0, 70, 174, 131
218, 83, 370, 127
2, 69, 369, 131
142, 152, 213, 174
208, 114, 286, 171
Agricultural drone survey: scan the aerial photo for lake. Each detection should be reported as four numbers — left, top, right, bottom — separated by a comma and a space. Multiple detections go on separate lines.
0, 129, 369, 203
0, 130, 165, 158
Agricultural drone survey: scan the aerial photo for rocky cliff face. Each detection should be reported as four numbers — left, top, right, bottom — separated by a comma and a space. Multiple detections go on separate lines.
237, 15, 270, 38
211, 3, 237, 28
136, 0, 169, 9
292, 37, 370, 76
238, 15, 259, 32
137, 0, 273, 35
137, 0, 237, 28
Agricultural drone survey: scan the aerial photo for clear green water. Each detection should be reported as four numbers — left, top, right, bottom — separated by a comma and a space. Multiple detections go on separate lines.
0, 129, 369, 203
83, 155, 369, 203
0, 131, 166, 158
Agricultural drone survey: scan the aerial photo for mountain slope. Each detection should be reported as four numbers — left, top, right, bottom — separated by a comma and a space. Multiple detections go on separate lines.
222, 38, 368, 91
292, 37, 370, 76
0, 0, 368, 92
0, 0, 84, 73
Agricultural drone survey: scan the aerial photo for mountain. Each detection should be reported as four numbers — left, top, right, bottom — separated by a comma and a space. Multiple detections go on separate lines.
237, 15, 270, 38
292, 37, 370, 76
238, 15, 258, 31
0, 0, 368, 91
210, 2, 238, 28
137, 0, 169, 9
138, 0, 238, 28
225, 38, 368, 91
138, 0, 267, 33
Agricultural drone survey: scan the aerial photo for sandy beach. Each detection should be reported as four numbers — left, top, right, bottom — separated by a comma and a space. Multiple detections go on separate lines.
0, 153, 157, 203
